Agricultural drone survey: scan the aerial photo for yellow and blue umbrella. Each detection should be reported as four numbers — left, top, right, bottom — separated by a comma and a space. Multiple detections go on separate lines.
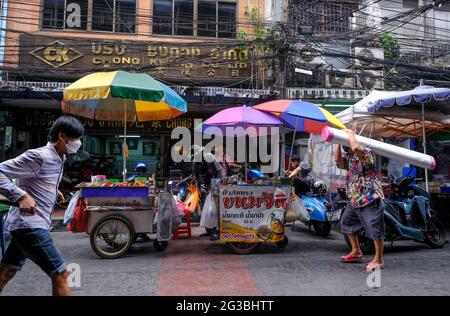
62, 70, 187, 121
62, 70, 187, 179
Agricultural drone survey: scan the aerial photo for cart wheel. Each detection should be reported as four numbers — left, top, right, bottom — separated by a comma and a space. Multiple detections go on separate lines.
276, 236, 289, 249
153, 240, 168, 252
227, 242, 260, 254
90, 215, 135, 259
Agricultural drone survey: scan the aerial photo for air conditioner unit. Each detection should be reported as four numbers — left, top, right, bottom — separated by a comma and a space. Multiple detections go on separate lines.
353, 47, 384, 67
326, 69, 355, 89
356, 70, 384, 90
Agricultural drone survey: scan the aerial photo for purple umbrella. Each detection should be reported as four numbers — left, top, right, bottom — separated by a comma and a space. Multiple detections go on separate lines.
195, 106, 290, 179
197, 106, 287, 135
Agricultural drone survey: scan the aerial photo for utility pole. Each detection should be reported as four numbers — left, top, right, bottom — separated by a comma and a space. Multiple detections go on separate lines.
419, 0, 436, 64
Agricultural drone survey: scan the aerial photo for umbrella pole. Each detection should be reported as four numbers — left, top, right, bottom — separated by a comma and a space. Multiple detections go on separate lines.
288, 117, 298, 171
279, 132, 285, 176
123, 99, 127, 182
245, 123, 248, 181
421, 102, 429, 192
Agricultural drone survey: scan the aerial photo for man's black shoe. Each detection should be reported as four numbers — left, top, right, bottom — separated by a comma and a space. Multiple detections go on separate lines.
200, 232, 210, 237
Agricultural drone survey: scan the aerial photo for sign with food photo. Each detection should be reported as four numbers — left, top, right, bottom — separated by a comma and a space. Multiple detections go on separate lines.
219, 186, 290, 243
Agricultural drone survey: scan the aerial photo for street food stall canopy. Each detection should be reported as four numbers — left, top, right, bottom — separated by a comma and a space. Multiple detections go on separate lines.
336, 89, 450, 138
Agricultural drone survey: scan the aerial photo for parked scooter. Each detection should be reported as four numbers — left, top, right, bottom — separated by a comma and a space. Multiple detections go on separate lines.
300, 180, 342, 236
339, 171, 447, 253
170, 174, 207, 215
286, 167, 341, 237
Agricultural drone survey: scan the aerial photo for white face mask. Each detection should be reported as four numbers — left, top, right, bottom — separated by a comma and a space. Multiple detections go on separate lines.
66, 139, 82, 154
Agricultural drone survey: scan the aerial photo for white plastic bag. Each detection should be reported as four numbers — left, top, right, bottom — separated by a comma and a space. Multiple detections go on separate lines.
63, 191, 80, 225
292, 193, 310, 223
200, 192, 218, 229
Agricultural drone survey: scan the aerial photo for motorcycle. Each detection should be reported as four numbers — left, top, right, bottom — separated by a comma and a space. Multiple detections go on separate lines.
339, 172, 447, 253
170, 174, 207, 215
300, 180, 342, 237
289, 168, 341, 237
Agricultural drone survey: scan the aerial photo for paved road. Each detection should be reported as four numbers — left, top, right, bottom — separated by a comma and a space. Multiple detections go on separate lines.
2, 224, 450, 296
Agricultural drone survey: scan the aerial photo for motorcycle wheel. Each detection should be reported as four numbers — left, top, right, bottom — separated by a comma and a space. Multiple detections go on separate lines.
424, 217, 447, 249
344, 231, 375, 254
313, 221, 332, 237
227, 242, 260, 254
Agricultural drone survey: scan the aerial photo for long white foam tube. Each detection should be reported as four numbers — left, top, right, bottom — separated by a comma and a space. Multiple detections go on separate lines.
321, 127, 436, 170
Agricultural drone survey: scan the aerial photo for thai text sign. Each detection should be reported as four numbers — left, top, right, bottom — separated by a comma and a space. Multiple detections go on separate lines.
219, 185, 289, 243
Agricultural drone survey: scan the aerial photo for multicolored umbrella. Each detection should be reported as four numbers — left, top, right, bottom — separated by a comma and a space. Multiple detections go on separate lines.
62, 70, 187, 179
62, 70, 187, 121
253, 99, 345, 135
254, 99, 345, 167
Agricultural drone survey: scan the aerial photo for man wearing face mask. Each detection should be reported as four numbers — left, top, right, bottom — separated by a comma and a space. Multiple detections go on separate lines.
0, 116, 84, 296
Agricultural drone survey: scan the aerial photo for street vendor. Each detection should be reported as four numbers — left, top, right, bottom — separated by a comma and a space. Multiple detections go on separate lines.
287, 157, 314, 196
0, 116, 84, 296
335, 129, 385, 271
213, 145, 242, 178
199, 146, 223, 241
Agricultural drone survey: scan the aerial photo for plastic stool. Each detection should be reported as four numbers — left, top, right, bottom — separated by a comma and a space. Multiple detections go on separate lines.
173, 210, 192, 240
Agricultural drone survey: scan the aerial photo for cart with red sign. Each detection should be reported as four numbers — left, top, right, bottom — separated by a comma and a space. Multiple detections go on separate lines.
217, 183, 290, 254
79, 186, 174, 259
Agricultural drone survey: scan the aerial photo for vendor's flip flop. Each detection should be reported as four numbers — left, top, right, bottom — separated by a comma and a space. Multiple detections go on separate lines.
341, 253, 363, 263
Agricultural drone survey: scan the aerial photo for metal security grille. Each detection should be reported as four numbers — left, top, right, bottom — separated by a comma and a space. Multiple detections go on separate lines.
289, 0, 358, 34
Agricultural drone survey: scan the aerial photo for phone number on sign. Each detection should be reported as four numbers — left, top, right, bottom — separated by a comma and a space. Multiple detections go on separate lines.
220, 233, 256, 241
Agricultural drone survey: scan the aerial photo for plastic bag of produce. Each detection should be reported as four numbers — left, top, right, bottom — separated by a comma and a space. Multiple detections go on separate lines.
200, 192, 218, 229
285, 193, 309, 223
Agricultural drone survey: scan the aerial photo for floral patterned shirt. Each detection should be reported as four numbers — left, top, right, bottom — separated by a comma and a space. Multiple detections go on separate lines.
337, 147, 384, 208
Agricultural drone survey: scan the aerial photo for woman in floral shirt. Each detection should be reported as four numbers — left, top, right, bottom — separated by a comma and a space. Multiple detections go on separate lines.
335, 130, 385, 271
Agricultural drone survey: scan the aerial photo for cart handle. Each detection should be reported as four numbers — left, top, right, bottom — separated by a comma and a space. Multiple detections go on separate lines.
0, 199, 19, 207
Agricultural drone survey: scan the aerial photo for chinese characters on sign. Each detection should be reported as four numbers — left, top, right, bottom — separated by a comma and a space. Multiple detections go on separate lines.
22, 35, 251, 81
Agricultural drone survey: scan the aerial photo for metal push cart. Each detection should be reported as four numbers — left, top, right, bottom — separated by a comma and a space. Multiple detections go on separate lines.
81, 186, 173, 259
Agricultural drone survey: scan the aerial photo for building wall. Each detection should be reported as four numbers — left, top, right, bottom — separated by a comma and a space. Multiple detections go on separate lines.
3, 0, 269, 71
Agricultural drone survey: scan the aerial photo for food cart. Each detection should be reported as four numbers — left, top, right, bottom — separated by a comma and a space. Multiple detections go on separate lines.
75, 181, 177, 259
215, 181, 291, 254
